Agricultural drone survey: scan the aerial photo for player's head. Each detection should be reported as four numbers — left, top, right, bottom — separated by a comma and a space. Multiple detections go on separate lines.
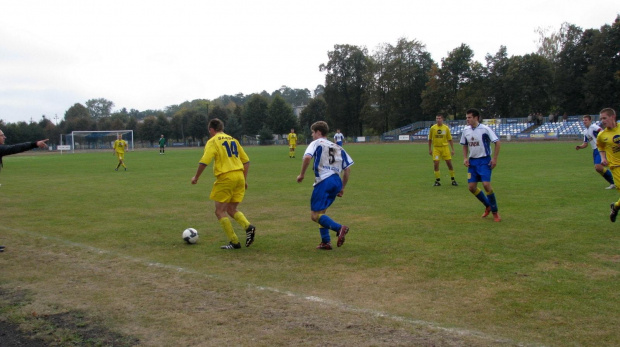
582, 115, 592, 127
290, 128, 295, 133
0, 129, 5, 145
436, 114, 444, 125
310, 121, 329, 137
117, 134, 122, 139
208, 118, 225, 133
465, 108, 481, 125
160, 134, 164, 138
600, 108, 616, 119
599, 108, 617, 129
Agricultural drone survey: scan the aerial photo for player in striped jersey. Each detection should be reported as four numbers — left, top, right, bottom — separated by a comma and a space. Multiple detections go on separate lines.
595, 108, 620, 222
297, 121, 354, 250
575, 115, 615, 189
460, 108, 501, 222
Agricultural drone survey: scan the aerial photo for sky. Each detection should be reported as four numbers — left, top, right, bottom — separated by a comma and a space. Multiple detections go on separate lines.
0, 0, 618, 124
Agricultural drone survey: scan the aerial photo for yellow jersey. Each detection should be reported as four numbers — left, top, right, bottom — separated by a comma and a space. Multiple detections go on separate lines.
287, 132, 297, 145
428, 124, 452, 147
199, 132, 249, 177
596, 125, 620, 168
113, 139, 127, 154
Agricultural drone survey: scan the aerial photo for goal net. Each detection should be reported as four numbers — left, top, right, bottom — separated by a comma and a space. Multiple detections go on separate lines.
62, 130, 134, 153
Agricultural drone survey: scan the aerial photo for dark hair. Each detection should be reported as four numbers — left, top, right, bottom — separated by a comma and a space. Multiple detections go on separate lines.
311, 121, 329, 136
466, 108, 481, 119
208, 118, 224, 132
436, 114, 444, 119
583, 115, 592, 121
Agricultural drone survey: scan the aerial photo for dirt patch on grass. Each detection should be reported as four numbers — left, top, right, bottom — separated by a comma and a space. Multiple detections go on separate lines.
0, 288, 139, 346
0, 235, 522, 346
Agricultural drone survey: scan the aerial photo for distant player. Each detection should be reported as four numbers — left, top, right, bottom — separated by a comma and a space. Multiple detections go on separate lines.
297, 121, 353, 250
113, 134, 128, 171
159, 134, 166, 155
191, 118, 256, 249
428, 114, 457, 186
287, 128, 297, 158
595, 108, 620, 222
460, 108, 501, 222
333, 129, 345, 146
575, 115, 615, 189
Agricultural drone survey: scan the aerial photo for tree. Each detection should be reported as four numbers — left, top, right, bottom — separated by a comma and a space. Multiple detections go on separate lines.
138, 116, 158, 145
85, 98, 114, 119
243, 94, 269, 135
267, 95, 298, 134
485, 46, 511, 117
504, 54, 553, 116
582, 17, 620, 111
156, 113, 170, 138
320, 44, 373, 136
371, 37, 434, 130
299, 97, 327, 139
209, 105, 229, 123
421, 64, 448, 117
65, 103, 90, 121
188, 112, 208, 144
439, 44, 474, 117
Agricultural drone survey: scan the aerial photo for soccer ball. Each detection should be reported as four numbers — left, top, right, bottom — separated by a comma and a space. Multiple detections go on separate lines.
182, 228, 199, 244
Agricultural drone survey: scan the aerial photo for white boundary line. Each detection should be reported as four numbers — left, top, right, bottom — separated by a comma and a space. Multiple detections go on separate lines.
1, 226, 536, 346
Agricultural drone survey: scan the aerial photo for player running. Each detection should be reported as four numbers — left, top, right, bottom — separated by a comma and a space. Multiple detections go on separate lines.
191, 118, 256, 249
575, 115, 615, 189
297, 121, 353, 250
595, 108, 620, 222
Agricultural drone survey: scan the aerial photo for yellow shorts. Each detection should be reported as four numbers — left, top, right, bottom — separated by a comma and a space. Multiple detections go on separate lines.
611, 166, 620, 191
210, 170, 246, 203
289, 144, 296, 150
116, 153, 125, 160
432, 146, 451, 161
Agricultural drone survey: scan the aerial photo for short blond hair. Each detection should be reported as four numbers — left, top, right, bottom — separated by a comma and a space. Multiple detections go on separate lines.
600, 108, 617, 118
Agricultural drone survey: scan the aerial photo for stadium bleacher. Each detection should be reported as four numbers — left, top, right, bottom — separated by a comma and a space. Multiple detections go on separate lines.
399, 116, 593, 139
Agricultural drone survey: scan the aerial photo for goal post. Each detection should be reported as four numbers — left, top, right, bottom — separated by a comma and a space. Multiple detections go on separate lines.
64, 130, 134, 153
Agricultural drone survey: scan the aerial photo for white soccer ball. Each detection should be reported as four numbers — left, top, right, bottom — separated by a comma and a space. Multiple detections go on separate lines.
182, 228, 199, 244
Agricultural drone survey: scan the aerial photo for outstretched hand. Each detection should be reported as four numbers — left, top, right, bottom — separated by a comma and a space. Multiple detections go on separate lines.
37, 139, 49, 149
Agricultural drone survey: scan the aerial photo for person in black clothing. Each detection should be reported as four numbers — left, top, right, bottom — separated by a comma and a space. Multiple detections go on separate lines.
0, 129, 49, 252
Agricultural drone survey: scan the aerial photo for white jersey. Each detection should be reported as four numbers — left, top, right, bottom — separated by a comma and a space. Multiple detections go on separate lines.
460, 123, 499, 158
583, 123, 602, 150
303, 138, 354, 186
334, 132, 344, 143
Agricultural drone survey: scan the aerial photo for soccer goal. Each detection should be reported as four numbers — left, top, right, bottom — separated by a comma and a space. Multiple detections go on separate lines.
62, 130, 134, 153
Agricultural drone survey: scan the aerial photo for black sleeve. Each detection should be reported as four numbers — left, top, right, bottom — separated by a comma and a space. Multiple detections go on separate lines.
0, 142, 38, 157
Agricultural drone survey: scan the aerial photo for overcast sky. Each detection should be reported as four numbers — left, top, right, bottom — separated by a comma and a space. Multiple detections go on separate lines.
0, 0, 618, 124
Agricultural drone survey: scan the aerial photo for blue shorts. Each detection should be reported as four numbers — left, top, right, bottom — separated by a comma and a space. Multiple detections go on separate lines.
311, 174, 342, 212
336, 141, 343, 146
593, 149, 602, 165
467, 157, 493, 183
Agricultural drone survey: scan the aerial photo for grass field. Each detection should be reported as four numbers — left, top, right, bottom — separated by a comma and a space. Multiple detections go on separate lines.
0, 141, 619, 346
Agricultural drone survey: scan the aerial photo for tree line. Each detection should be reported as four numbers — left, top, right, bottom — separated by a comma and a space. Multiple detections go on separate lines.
1, 16, 618, 143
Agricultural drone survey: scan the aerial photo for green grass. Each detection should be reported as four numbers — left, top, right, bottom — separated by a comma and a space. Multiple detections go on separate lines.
1, 142, 619, 346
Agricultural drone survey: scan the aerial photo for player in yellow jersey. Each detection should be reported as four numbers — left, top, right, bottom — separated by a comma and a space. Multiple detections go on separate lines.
113, 134, 128, 171
287, 128, 297, 158
428, 114, 457, 186
595, 108, 620, 222
191, 118, 256, 249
